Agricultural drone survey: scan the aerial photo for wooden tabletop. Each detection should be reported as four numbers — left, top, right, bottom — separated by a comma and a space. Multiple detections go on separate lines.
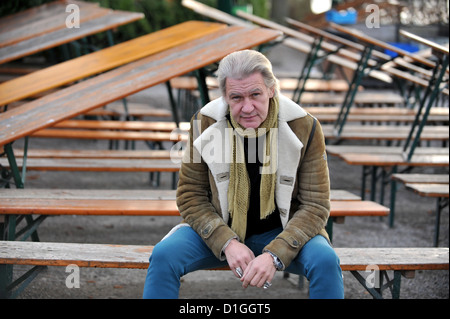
0, 1, 144, 64
338, 153, 449, 167
405, 183, 449, 198
0, 25, 281, 147
0, 1, 104, 48
0, 21, 226, 106
392, 174, 449, 184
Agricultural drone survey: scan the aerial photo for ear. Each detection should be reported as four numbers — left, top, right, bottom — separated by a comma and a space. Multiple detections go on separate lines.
268, 87, 275, 98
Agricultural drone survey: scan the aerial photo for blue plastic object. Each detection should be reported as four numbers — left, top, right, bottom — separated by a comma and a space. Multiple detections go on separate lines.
325, 9, 357, 25
385, 42, 420, 58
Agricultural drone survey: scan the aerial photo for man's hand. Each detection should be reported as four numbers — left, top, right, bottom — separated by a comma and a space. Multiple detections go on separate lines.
241, 252, 276, 289
224, 239, 255, 278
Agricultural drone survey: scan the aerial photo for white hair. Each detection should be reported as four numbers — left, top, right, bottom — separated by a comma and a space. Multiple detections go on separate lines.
216, 50, 280, 98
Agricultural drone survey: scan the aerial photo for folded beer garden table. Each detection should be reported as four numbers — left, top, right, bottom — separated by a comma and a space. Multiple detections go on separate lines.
0, 0, 145, 65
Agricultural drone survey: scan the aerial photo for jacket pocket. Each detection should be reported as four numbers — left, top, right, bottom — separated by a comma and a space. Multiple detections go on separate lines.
201, 219, 221, 239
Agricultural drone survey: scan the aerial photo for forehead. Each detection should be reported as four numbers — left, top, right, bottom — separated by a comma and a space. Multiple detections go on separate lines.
225, 72, 266, 94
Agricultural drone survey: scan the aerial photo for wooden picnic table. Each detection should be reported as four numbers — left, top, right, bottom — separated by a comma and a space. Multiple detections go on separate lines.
0, 0, 144, 64
0, 25, 281, 148
0, 21, 226, 107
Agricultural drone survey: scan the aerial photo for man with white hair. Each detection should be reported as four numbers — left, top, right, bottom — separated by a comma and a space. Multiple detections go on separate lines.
143, 50, 344, 299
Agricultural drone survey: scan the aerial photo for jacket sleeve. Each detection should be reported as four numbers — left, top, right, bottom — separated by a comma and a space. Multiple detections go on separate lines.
264, 118, 331, 269
176, 114, 237, 260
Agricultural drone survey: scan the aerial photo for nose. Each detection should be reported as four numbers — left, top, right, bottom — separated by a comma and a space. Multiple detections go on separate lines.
241, 97, 254, 113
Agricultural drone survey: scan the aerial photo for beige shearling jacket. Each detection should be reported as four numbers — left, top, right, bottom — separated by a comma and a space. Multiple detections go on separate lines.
174, 94, 330, 269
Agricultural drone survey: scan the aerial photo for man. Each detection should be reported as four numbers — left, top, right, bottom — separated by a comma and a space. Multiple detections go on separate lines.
143, 50, 344, 298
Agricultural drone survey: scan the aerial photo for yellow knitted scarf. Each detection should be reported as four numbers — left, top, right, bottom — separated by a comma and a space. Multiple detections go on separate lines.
227, 98, 279, 241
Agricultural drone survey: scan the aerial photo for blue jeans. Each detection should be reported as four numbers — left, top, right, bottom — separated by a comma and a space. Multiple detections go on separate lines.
142, 226, 344, 299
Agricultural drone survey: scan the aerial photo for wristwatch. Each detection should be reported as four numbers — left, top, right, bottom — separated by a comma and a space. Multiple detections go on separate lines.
265, 250, 283, 271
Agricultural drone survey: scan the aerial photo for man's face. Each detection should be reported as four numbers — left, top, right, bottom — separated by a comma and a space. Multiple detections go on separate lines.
225, 72, 274, 129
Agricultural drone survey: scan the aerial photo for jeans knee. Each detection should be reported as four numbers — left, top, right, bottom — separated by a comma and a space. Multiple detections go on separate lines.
149, 241, 173, 267
307, 247, 341, 277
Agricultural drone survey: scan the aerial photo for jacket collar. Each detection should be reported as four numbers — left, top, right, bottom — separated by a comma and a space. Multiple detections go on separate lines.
195, 95, 307, 227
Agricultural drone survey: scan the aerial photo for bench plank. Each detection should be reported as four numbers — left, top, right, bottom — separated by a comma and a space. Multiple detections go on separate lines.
30, 128, 187, 142
405, 183, 449, 198
0, 241, 447, 272
0, 158, 181, 172
392, 174, 449, 184
322, 125, 449, 141
51, 120, 190, 132
338, 153, 449, 167
0, 188, 356, 201
13, 149, 177, 160
326, 146, 449, 156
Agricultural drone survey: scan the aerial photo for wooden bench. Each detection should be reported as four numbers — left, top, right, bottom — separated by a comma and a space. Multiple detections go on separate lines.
322, 124, 449, 142
391, 174, 449, 247
0, 187, 385, 243
0, 240, 447, 299
326, 145, 449, 229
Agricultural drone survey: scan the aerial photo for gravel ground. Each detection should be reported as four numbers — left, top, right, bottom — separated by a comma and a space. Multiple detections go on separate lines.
8, 44, 449, 300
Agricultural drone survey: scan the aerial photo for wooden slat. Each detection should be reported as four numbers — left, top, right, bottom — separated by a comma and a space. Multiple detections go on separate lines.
13, 149, 178, 160
326, 146, 449, 156
0, 241, 448, 271
0, 241, 154, 269
0, 21, 226, 106
0, 198, 180, 216
322, 125, 449, 141
30, 128, 188, 142
0, 26, 281, 147
392, 174, 449, 184
330, 201, 389, 216
0, 158, 181, 172
338, 153, 449, 167
52, 120, 191, 132
0, 188, 355, 201
0, 188, 176, 200
405, 183, 449, 198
